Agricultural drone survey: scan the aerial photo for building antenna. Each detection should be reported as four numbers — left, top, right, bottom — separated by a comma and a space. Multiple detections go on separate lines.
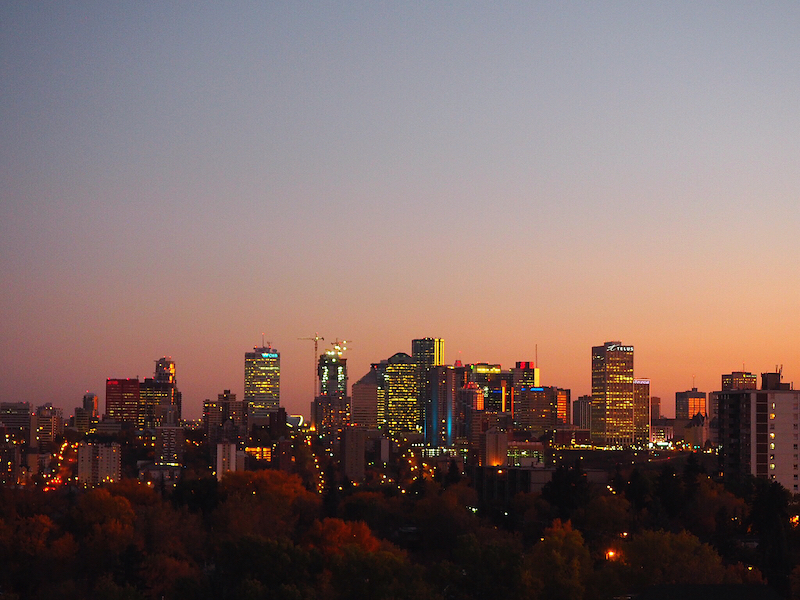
692, 374, 695, 389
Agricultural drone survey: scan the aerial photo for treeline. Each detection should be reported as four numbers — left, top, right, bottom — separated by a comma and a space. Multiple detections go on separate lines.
0, 456, 798, 599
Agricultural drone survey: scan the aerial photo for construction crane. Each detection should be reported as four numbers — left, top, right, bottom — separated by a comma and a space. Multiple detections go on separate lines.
326, 338, 350, 356
298, 333, 324, 398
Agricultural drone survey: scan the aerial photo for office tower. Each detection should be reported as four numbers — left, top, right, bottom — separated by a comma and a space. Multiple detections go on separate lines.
106, 378, 140, 424
573, 395, 591, 429
722, 371, 758, 391
650, 396, 661, 421
676, 388, 707, 420
718, 371, 800, 493
469, 364, 509, 413
244, 345, 280, 413
428, 364, 469, 447
351, 370, 381, 428
377, 353, 418, 437
139, 378, 175, 428
513, 361, 541, 388
311, 347, 350, 442
155, 356, 182, 421
77, 441, 121, 488
633, 379, 650, 446
591, 341, 635, 447
514, 386, 570, 438
412, 337, 445, 438
83, 393, 98, 419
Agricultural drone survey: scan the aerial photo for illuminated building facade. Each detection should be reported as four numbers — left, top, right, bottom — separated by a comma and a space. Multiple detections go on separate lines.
106, 378, 140, 424
244, 345, 280, 413
311, 349, 350, 442
470, 364, 510, 413
633, 379, 650, 446
718, 372, 800, 493
77, 441, 121, 488
722, 371, 758, 391
591, 341, 635, 447
428, 364, 469, 447
413, 337, 445, 438
675, 387, 707, 420
514, 386, 570, 438
378, 353, 419, 437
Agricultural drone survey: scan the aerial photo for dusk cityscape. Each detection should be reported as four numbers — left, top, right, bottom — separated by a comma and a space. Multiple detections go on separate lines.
2, 3, 800, 600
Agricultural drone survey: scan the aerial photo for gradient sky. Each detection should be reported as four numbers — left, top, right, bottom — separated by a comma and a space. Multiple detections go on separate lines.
2, 3, 800, 420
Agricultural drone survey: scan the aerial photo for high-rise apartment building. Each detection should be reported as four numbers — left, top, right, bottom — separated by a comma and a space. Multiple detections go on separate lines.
675, 388, 707, 420
718, 372, 800, 493
591, 341, 635, 447
244, 345, 280, 413
77, 441, 121, 488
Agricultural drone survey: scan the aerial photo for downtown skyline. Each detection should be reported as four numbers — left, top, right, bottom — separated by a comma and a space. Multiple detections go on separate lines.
3, 3, 800, 420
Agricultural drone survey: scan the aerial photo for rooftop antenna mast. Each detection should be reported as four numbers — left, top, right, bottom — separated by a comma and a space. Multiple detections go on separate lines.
299, 333, 324, 398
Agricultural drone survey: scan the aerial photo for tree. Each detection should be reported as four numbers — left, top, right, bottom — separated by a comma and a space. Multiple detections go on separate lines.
526, 519, 592, 600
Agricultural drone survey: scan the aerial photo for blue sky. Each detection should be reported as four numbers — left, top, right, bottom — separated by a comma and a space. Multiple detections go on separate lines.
2, 3, 800, 418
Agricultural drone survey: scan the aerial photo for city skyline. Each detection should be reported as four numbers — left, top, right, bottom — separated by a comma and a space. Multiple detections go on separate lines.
3, 4, 800, 420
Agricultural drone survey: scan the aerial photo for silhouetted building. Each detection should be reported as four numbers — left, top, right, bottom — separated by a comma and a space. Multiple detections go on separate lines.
634, 379, 650, 446
351, 369, 381, 428
573, 395, 591, 429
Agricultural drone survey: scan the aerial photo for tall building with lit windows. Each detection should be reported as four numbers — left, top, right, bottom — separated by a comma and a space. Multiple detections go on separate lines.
311, 348, 350, 442
718, 371, 800, 493
377, 353, 419, 437
591, 341, 635, 447
244, 345, 280, 413
413, 338, 445, 442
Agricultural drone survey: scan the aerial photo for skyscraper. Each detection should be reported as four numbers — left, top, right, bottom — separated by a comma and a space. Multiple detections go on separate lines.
591, 341, 635, 447
377, 352, 418, 438
244, 345, 280, 413
413, 337, 444, 442
311, 345, 350, 442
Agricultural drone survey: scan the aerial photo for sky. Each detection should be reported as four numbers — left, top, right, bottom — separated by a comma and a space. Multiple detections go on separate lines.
2, 3, 800, 421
